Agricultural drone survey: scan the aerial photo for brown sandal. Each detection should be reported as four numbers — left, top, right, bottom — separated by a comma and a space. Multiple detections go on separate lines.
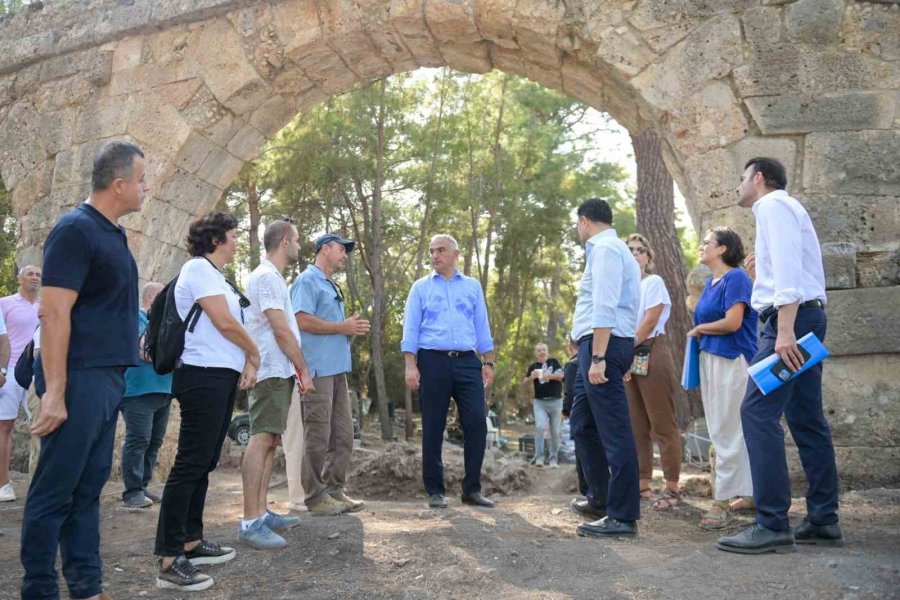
651, 489, 681, 511
730, 496, 755, 513
700, 501, 733, 530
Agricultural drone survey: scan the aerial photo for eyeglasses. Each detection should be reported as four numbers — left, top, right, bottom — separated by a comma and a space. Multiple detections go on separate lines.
629, 246, 647, 255
326, 279, 345, 304
282, 217, 295, 224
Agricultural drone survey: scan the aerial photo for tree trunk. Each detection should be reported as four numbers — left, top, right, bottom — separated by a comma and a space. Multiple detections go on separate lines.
630, 128, 701, 429
246, 166, 260, 271
370, 81, 393, 441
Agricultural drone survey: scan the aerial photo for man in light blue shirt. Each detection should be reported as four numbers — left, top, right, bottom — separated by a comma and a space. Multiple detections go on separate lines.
568, 198, 642, 538
402, 234, 496, 509
288, 233, 370, 516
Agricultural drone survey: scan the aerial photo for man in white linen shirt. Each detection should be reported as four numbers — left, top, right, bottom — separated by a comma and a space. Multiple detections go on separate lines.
239, 220, 314, 550
717, 157, 841, 555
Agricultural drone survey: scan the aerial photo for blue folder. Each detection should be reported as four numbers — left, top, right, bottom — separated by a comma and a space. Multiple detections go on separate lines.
748, 332, 829, 395
681, 336, 700, 390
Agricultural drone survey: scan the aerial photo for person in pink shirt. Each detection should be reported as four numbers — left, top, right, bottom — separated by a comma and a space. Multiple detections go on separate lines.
0, 265, 41, 502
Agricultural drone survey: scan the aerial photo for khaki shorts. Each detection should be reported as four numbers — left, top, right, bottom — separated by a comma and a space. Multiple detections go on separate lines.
249, 377, 295, 435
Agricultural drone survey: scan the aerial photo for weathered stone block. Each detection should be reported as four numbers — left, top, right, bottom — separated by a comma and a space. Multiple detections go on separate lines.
784, 0, 842, 45
490, 47, 527, 79
803, 131, 900, 195
596, 25, 657, 78
561, 58, 604, 109
741, 5, 782, 50
746, 92, 896, 135
389, 0, 444, 67
173, 132, 218, 174
73, 97, 130, 144
187, 19, 270, 115
856, 250, 900, 288
112, 35, 144, 73
126, 92, 192, 161
226, 123, 267, 162
683, 137, 799, 214
440, 42, 492, 75
195, 146, 244, 191
820, 242, 857, 290
424, 0, 481, 46
320, 0, 394, 80
698, 205, 757, 250
800, 194, 900, 250
820, 354, 900, 448
0, 101, 50, 189
514, 0, 564, 59
473, 0, 518, 50
668, 81, 748, 156
826, 286, 900, 356
631, 15, 742, 112
157, 168, 223, 215
841, 1, 900, 62
248, 95, 296, 138
10, 160, 54, 217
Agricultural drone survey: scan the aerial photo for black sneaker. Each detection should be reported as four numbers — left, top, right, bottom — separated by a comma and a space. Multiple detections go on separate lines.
156, 555, 214, 591
184, 539, 236, 565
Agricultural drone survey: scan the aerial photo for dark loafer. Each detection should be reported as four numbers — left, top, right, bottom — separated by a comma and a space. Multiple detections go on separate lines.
570, 498, 606, 520
428, 494, 448, 509
461, 492, 495, 508
576, 517, 636, 538
793, 518, 844, 547
716, 524, 796, 554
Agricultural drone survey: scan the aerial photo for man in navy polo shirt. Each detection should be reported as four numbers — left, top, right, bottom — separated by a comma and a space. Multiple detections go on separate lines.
21, 140, 145, 600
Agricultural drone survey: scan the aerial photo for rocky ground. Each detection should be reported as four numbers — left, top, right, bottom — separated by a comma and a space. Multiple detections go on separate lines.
0, 440, 898, 600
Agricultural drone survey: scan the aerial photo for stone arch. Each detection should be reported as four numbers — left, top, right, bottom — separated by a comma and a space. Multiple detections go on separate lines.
1, 0, 899, 486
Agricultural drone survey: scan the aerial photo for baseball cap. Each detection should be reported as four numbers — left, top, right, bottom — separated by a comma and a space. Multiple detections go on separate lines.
314, 233, 355, 253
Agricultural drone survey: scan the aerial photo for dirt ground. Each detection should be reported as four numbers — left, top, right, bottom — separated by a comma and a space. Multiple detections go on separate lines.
1, 441, 898, 600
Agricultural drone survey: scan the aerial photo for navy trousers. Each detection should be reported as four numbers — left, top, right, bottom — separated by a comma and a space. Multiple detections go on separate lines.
741, 307, 839, 532
120, 392, 172, 501
21, 366, 125, 600
571, 336, 640, 522
418, 351, 487, 496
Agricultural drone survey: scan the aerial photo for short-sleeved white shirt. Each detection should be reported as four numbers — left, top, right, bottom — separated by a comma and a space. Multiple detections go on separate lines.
245, 259, 302, 382
33, 325, 41, 351
638, 274, 671, 338
175, 257, 246, 372
0, 306, 6, 336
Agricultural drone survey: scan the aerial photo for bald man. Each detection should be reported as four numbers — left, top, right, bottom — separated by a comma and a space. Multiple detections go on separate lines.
0, 265, 41, 503
119, 281, 173, 508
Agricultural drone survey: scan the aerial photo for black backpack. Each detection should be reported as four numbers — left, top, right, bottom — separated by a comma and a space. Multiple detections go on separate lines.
14, 338, 36, 389
143, 275, 202, 375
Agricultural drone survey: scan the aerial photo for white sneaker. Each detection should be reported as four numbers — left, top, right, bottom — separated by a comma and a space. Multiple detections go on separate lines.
0, 482, 15, 502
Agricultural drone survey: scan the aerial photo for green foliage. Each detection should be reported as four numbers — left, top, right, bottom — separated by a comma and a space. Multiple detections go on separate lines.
231, 69, 635, 417
0, 181, 20, 296
0, 0, 25, 16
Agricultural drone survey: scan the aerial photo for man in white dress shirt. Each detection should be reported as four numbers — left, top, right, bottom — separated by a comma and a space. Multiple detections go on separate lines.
717, 157, 842, 554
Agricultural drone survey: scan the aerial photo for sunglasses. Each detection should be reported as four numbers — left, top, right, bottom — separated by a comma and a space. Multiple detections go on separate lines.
629, 246, 648, 255
326, 279, 345, 304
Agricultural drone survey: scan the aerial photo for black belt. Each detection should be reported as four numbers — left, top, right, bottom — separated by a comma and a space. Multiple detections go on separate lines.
759, 299, 824, 324
577, 334, 634, 345
420, 349, 476, 358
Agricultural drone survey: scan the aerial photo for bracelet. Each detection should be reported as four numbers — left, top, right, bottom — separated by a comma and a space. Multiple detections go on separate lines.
483, 361, 495, 369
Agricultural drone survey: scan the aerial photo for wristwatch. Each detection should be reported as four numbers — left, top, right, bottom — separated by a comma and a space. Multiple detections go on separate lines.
483, 361, 495, 369
0, 367, 7, 376
591, 355, 605, 364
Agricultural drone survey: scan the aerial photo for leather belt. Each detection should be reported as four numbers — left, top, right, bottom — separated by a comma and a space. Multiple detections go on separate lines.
577, 334, 634, 345
420, 349, 475, 358
759, 299, 824, 324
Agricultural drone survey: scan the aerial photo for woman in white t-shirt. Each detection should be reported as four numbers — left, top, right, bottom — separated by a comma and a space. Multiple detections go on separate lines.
623, 233, 682, 512
154, 212, 259, 592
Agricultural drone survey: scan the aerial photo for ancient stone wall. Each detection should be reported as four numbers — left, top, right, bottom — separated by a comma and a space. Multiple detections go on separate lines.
0, 0, 898, 487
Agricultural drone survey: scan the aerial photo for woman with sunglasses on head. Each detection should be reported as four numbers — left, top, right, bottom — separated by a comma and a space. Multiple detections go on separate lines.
688, 227, 757, 530
623, 233, 683, 511
155, 211, 260, 592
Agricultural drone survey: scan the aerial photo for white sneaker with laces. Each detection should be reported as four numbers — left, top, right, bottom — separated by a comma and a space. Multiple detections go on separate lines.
0, 482, 15, 502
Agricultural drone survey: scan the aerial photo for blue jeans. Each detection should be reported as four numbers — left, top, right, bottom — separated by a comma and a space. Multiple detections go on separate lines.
418, 350, 487, 496
120, 393, 172, 501
573, 336, 640, 522
532, 398, 563, 464
21, 366, 125, 600
741, 307, 839, 532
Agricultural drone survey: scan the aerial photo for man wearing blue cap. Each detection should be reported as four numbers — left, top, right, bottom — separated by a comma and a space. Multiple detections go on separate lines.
288, 234, 370, 516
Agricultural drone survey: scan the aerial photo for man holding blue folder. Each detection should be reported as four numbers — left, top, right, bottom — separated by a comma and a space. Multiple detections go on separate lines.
717, 157, 842, 554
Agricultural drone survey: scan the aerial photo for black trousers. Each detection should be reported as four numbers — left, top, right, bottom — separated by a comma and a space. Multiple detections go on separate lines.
154, 365, 238, 556
418, 351, 487, 496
